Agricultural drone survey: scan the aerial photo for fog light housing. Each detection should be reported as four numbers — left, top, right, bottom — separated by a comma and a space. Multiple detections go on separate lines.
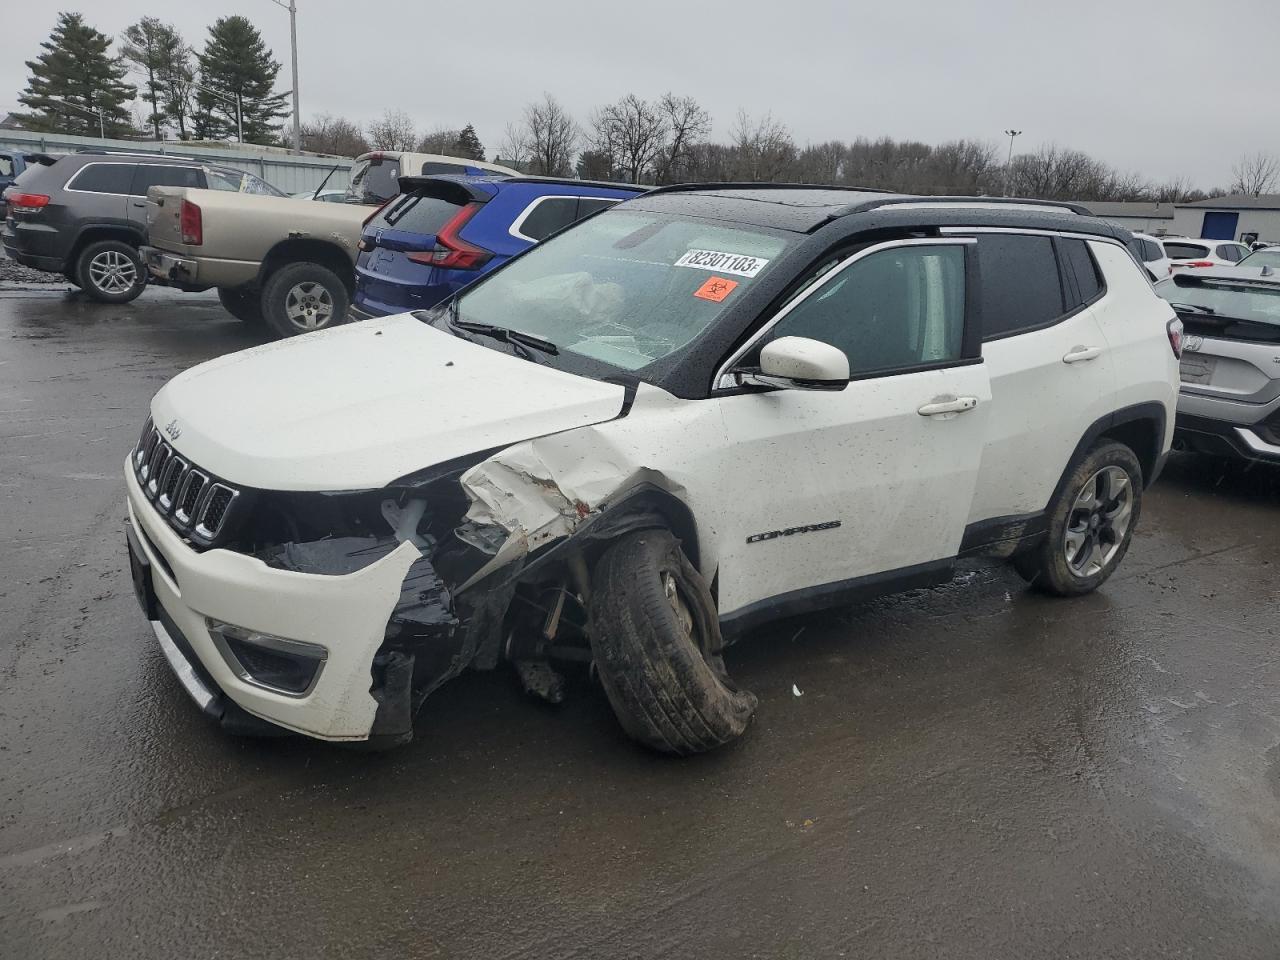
206, 619, 327, 697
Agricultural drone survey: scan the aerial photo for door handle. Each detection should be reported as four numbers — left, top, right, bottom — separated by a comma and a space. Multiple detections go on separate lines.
1063, 345, 1102, 364
917, 396, 979, 417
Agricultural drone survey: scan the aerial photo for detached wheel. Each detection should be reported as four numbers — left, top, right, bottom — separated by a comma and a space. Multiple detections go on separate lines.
217, 286, 264, 325
261, 262, 348, 338
1014, 442, 1142, 596
76, 240, 145, 303
589, 529, 757, 755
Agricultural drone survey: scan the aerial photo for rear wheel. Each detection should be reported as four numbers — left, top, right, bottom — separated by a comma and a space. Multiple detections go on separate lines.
217, 286, 264, 325
261, 262, 348, 338
588, 529, 757, 755
1014, 441, 1142, 596
76, 240, 145, 303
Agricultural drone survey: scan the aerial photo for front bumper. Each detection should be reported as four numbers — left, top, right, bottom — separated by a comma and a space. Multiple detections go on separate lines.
124, 459, 425, 740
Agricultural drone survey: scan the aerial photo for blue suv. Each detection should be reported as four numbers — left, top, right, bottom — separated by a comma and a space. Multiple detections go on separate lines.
349, 175, 647, 319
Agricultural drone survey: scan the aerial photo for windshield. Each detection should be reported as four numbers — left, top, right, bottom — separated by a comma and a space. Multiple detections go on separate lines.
346, 156, 400, 204
1238, 249, 1280, 269
451, 210, 793, 372
1155, 276, 1280, 327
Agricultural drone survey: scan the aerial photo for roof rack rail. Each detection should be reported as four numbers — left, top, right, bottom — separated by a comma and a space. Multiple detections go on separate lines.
74, 149, 209, 164
839, 195, 1091, 216
503, 175, 650, 192
641, 181, 897, 198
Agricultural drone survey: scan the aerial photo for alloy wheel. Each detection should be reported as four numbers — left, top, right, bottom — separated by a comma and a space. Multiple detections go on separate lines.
88, 250, 138, 295
1063, 465, 1134, 578
283, 282, 334, 331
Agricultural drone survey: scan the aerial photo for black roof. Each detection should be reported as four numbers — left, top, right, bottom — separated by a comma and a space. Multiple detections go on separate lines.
629, 182, 1103, 235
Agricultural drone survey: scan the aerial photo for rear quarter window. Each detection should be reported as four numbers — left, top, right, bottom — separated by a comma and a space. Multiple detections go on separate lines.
1217, 244, 1246, 262
514, 196, 622, 242
67, 163, 136, 194
1143, 239, 1164, 262
976, 234, 1065, 339
1060, 238, 1104, 304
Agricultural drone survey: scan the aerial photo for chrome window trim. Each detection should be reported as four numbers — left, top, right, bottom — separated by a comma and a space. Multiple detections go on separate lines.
712, 236, 976, 391
939, 225, 1129, 250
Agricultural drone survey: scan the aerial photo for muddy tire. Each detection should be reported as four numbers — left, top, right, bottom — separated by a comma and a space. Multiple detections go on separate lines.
589, 529, 757, 755
1014, 441, 1143, 596
75, 239, 145, 303
217, 286, 264, 325
261, 262, 348, 338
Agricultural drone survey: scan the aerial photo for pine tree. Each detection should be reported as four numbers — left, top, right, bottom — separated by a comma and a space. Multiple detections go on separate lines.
195, 16, 288, 144
121, 17, 185, 139
455, 124, 485, 162
17, 12, 136, 138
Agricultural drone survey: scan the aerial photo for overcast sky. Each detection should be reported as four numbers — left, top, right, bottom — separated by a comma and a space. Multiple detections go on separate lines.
1, 0, 1273, 188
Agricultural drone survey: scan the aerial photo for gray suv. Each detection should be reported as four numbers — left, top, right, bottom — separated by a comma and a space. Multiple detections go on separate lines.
1155, 269, 1280, 463
0, 152, 282, 303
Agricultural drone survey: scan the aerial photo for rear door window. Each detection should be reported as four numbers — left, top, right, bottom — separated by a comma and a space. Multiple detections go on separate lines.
1059, 238, 1104, 305
1143, 239, 1164, 262
1163, 241, 1210, 260
976, 234, 1065, 339
575, 197, 621, 219
130, 164, 203, 195
67, 163, 137, 194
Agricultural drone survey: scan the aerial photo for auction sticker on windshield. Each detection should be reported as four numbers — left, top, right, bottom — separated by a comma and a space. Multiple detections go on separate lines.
674, 249, 770, 278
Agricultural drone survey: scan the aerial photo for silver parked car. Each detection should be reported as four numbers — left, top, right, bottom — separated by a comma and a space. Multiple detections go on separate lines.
1155, 269, 1280, 463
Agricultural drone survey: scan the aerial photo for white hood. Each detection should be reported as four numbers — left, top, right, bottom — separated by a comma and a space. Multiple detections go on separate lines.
150, 314, 627, 491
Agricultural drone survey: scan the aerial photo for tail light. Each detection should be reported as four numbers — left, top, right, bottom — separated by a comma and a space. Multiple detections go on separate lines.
1182, 260, 1215, 269
7, 192, 50, 213
406, 202, 491, 270
179, 200, 202, 245
1167, 318, 1184, 358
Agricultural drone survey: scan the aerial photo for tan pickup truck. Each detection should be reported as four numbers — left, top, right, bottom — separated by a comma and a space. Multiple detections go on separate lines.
141, 187, 371, 338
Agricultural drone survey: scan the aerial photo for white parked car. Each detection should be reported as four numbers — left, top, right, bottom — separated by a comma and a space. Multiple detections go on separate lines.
1126, 232, 1173, 281
1159, 236, 1252, 271
123, 187, 1181, 754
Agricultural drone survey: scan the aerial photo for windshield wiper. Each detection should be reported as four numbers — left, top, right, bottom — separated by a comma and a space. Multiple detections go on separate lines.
449, 317, 560, 357
1169, 302, 1217, 315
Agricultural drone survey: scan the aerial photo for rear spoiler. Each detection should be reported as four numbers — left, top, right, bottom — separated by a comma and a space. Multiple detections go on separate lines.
396, 175, 502, 204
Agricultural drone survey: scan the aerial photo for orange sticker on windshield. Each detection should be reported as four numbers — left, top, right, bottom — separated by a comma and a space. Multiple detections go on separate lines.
694, 276, 738, 302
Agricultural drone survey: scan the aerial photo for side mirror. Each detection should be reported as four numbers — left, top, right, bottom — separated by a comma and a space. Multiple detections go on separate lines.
738, 336, 849, 391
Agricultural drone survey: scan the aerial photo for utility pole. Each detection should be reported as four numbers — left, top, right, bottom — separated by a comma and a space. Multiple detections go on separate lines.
270, 0, 301, 154
1003, 129, 1022, 196
50, 98, 105, 139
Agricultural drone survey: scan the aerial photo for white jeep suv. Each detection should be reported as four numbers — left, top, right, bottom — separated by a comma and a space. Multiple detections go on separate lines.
123, 186, 1182, 754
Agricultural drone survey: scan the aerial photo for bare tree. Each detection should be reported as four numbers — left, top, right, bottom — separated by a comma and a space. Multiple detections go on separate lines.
653, 93, 711, 185
300, 113, 369, 156
589, 94, 667, 183
366, 109, 416, 151
417, 125, 459, 154
1154, 176, 1194, 204
1229, 152, 1280, 197
523, 93, 578, 177
495, 121, 531, 170
729, 110, 796, 181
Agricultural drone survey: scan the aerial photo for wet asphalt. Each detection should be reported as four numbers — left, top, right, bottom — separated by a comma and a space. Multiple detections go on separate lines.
1, 285, 1278, 959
